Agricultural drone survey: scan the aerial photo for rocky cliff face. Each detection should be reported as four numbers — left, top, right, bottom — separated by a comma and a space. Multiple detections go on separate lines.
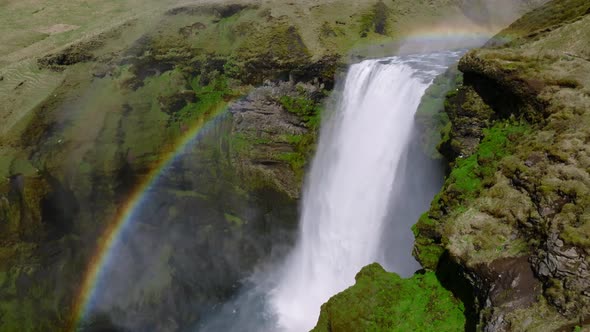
413, 0, 590, 330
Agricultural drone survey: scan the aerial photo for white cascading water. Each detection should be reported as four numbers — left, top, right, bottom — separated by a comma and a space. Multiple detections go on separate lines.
270, 53, 461, 331
197, 51, 464, 332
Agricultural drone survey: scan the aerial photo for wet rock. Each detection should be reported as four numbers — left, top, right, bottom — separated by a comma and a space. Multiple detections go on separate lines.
228, 81, 318, 199
439, 85, 494, 160
478, 256, 542, 331
532, 233, 590, 317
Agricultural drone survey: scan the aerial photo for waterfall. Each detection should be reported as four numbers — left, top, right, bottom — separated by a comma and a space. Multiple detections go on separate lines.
269, 52, 463, 331
197, 51, 464, 332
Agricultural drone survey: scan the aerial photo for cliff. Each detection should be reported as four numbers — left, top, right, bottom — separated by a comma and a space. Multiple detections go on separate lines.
413, 0, 590, 330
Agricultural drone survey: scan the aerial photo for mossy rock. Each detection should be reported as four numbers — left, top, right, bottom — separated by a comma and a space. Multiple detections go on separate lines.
415, 66, 462, 159
312, 263, 465, 332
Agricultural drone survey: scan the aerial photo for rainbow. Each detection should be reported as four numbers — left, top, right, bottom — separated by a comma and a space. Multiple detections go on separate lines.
403, 22, 500, 41
394, 22, 501, 54
69, 104, 230, 331
69, 24, 503, 331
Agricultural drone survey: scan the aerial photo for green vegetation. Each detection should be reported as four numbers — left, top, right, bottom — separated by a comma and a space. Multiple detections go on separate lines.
446, 122, 529, 201
358, 1, 390, 37
278, 95, 324, 177
312, 263, 465, 332
230, 94, 322, 185
413, 121, 530, 270
279, 95, 322, 129
412, 213, 446, 270
2, 0, 578, 330
445, 122, 529, 200
491, 0, 590, 46
176, 74, 236, 122
224, 213, 245, 226
413, 1, 590, 327
415, 67, 462, 158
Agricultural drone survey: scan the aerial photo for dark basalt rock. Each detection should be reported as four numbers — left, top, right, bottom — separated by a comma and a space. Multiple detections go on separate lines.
459, 52, 548, 121
40, 173, 79, 238
38, 45, 95, 70
440, 85, 494, 161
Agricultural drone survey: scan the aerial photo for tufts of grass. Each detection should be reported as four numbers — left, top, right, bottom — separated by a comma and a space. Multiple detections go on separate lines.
491, 0, 590, 46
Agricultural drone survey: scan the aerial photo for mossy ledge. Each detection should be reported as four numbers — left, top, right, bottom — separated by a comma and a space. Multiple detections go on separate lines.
312, 263, 465, 332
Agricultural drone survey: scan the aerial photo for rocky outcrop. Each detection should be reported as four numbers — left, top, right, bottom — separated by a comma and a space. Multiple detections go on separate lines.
229, 80, 326, 198
414, 1, 590, 329
312, 263, 465, 332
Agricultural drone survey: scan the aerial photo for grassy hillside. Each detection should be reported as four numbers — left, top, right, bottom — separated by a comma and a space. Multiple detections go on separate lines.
0, 0, 542, 139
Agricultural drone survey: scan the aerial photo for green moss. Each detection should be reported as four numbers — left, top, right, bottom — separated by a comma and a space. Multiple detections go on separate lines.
224, 213, 244, 226
279, 95, 322, 129
277, 152, 306, 175
414, 121, 531, 268
561, 216, 590, 247
416, 68, 463, 158
412, 213, 445, 270
413, 239, 446, 271
447, 122, 530, 201
174, 74, 235, 122
312, 263, 465, 332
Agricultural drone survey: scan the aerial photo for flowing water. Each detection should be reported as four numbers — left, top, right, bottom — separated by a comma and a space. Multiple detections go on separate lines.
269, 51, 464, 331
198, 50, 464, 332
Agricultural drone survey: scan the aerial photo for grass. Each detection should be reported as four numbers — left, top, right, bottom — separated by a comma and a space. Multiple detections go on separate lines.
492, 0, 590, 46
358, 1, 390, 37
